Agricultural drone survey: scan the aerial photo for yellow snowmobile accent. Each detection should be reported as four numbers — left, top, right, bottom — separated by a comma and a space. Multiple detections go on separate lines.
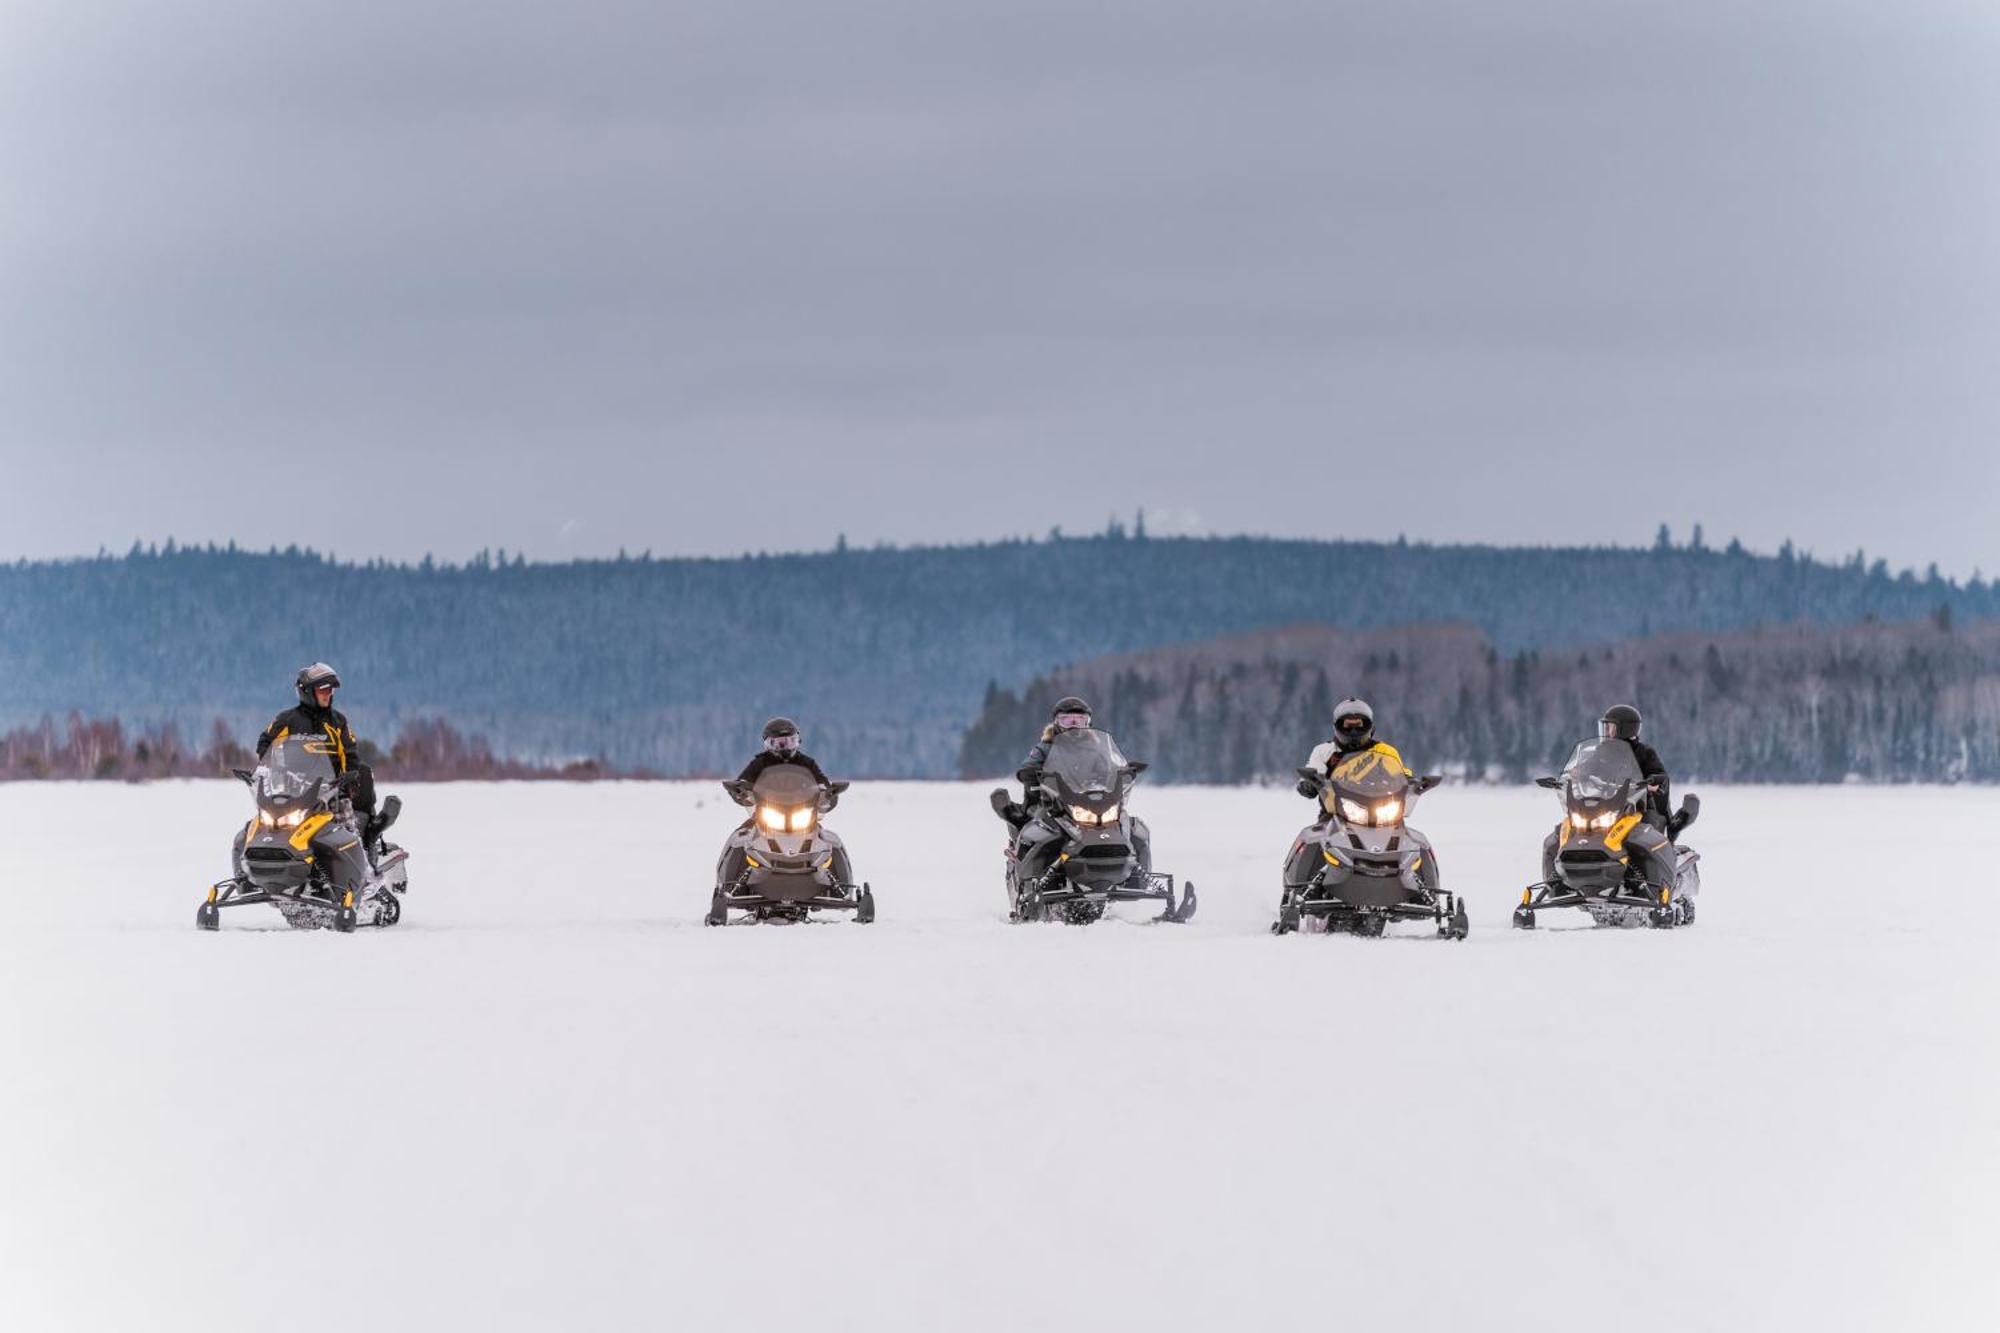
289, 811, 335, 851
1603, 813, 1643, 852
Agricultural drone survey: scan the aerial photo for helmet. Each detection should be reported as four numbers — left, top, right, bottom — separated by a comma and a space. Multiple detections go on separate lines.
1332, 698, 1374, 748
1051, 696, 1093, 730
1600, 704, 1643, 741
762, 716, 802, 753
296, 662, 340, 707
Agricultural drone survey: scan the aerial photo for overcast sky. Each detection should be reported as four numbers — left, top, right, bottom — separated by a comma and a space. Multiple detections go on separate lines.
3, 1, 1995, 573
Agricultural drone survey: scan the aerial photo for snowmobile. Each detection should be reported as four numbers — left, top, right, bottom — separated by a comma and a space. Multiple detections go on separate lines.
197, 735, 409, 932
1513, 736, 1702, 930
989, 727, 1195, 925
1274, 753, 1466, 938
705, 766, 874, 925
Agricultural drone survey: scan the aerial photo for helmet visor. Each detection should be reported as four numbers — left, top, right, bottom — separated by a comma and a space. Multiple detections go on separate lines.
1336, 716, 1369, 738
1054, 711, 1092, 731
764, 733, 801, 753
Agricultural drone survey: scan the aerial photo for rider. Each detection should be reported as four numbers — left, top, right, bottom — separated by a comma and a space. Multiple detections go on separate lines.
256, 662, 383, 846
736, 716, 832, 787
1599, 704, 1671, 828
1537, 704, 1677, 894
1298, 698, 1409, 798
1002, 696, 1096, 828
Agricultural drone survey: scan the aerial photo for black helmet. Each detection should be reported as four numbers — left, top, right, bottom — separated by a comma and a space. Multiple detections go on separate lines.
296, 662, 340, 706
1600, 704, 1643, 741
762, 716, 802, 753
1333, 697, 1375, 747
1050, 696, 1093, 730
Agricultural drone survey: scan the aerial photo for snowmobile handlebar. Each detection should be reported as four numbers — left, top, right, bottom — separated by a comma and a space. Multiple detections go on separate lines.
723, 777, 848, 809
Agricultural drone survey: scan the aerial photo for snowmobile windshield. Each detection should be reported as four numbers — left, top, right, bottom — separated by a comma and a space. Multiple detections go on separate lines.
1561, 737, 1645, 802
256, 736, 339, 804
1326, 750, 1408, 801
1044, 728, 1127, 797
751, 764, 822, 808
750, 764, 824, 835
1325, 750, 1412, 825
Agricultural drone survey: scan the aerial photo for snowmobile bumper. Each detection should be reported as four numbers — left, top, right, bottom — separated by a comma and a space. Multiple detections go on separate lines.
1282, 885, 1467, 939
1513, 880, 1689, 930
1022, 870, 1196, 924
709, 880, 876, 925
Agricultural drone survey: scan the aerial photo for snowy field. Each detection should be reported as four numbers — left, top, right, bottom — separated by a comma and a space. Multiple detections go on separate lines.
2, 779, 1995, 1332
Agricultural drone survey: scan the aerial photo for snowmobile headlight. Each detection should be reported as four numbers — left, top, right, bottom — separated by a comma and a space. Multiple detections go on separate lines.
1374, 798, 1402, 824
757, 804, 788, 832
1593, 811, 1619, 830
276, 808, 306, 828
1098, 802, 1119, 824
1339, 797, 1370, 824
787, 807, 815, 833
1068, 803, 1098, 826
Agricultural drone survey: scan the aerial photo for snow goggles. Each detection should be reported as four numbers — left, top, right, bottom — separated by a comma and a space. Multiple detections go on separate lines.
764, 733, 801, 752
1054, 712, 1092, 730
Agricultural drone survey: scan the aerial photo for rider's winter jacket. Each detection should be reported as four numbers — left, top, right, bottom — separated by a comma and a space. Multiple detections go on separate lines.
737, 750, 832, 787
257, 702, 374, 819
258, 703, 360, 771
1306, 737, 1410, 777
1629, 738, 1671, 821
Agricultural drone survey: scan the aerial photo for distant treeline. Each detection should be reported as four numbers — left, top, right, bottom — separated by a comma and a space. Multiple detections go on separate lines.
2, 530, 1995, 777
0, 715, 642, 783
958, 614, 2000, 784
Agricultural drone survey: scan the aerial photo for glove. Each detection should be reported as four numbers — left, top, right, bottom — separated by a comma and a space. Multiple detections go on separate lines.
1016, 765, 1042, 788
1296, 779, 1319, 799
336, 770, 363, 795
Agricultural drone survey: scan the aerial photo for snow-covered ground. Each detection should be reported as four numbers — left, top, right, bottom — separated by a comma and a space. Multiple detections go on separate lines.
2, 780, 1995, 1331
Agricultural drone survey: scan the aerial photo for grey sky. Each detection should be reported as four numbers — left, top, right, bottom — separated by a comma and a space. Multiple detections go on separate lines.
4, 1, 1996, 573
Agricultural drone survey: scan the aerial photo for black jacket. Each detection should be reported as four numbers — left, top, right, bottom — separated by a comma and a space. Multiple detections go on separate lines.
736, 750, 831, 787
258, 703, 361, 773
257, 702, 376, 818
1629, 738, 1671, 817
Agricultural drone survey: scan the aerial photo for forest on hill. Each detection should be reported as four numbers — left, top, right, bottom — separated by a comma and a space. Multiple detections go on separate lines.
0, 715, 638, 783
958, 614, 2000, 784
1, 530, 1992, 777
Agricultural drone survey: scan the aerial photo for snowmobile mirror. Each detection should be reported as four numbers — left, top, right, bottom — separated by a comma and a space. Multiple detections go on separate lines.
989, 788, 1014, 817
1416, 774, 1444, 793
1123, 761, 1149, 778
1294, 767, 1323, 786
827, 780, 851, 796
231, 768, 255, 785
1534, 776, 1561, 790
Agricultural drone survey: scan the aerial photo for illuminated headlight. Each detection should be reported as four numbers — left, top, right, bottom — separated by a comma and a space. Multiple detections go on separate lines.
1069, 804, 1098, 826
1593, 811, 1618, 830
757, 804, 787, 832
255, 810, 275, 828
787, 807, 815, 833
1339, 797, 1370, 824
276, 808, 306, 828
1373, 798, 1402, 824
1098, 803, 1119, 825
